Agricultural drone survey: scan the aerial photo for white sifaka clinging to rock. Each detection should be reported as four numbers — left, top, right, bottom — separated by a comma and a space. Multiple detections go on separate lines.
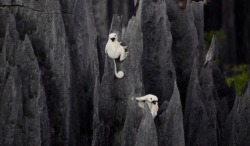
105, 33, 128, 78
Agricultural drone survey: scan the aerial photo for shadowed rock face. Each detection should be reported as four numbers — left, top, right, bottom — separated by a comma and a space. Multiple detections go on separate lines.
183, 35, 236, 146
59, 0, 99, 145
183, 35, 231, 146
1, 0, 250, 146
222, 98, 239, 146
222, 83, 250, 146
166, 0, 201, 108
238, 83, 250, 146
184, 57, 209, 146
204, 37, 232, 145
0, 67, 24, 146
199, 64, 218, 146
192, 2, 205, 66
0, 0, 98, 146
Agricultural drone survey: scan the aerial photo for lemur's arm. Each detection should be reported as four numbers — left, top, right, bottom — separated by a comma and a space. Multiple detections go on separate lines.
119, 42, 127, 47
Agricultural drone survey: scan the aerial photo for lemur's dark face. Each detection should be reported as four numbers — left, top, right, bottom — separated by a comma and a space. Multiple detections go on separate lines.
109, 33, 117, 42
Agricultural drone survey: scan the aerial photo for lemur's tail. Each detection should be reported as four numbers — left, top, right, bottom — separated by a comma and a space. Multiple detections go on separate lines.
113, 59, 124, 78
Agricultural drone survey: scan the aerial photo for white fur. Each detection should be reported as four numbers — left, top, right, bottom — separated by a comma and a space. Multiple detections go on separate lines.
135, 94, 159, 119
105, 33, 128, 78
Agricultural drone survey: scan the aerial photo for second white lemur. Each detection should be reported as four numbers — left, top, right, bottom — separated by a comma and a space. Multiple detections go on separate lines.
105, 33, 128, 78
135, 94, 159, 119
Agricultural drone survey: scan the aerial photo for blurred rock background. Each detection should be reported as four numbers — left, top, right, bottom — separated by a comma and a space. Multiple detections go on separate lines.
0, 0, 250, 146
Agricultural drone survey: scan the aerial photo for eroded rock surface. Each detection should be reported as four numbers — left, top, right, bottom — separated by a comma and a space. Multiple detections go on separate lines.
1, 0, 249, 146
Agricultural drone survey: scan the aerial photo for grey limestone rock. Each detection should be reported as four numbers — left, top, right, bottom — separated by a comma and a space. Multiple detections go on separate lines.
0, 16, 49, 146
205, 41, 230, 143
134, 104, 158, 146
205, 35, 218, 65
199, 63, 218, 146
140, 0, 175, 103
184, 57, 209, 146
157, 81, 185, 146
0, 0, 97, 145
202, 36, 232, 145
0, 67, 23, 146
60, 0, 100, 145
121, 98, 143, 146
0, 0, 249, 145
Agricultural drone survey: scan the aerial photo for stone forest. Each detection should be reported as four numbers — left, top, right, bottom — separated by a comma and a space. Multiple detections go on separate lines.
0, 0, 249, 146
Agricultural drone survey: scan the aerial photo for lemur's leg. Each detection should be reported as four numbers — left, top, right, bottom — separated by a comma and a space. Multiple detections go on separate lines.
119, 47, 128, 61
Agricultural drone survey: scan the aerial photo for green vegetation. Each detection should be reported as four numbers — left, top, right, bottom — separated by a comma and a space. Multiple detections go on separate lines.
226, 65, 250, 95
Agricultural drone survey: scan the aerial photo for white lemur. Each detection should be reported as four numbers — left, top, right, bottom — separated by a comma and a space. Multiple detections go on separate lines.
105, 33, 128, 78
135, 94, 159, 119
